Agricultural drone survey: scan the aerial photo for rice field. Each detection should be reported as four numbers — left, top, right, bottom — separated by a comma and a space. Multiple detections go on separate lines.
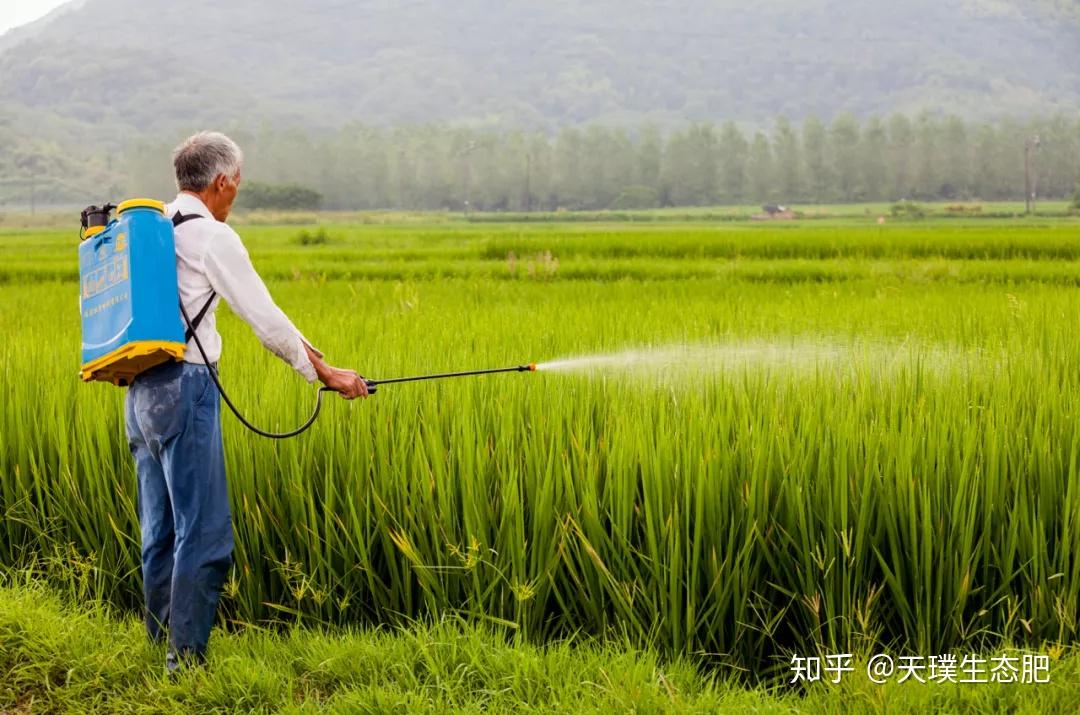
2, 214, 1080, 681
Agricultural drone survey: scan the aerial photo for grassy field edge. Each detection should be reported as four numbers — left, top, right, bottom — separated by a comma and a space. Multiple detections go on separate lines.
2, 577, 1079, 714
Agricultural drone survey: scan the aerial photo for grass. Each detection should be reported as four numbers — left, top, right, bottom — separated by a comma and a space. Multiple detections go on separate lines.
1, 200, 1074, 229
6, 218, 1080, 285
2, 214, 1080, 690
2, 576, 1079, 714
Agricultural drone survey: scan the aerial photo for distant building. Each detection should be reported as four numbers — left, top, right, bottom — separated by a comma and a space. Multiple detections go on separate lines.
753, 204, 796, 220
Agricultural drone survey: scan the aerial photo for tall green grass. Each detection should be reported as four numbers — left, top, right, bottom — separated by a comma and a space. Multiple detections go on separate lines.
4, 577, 1079, 713
5, 220, 1080, 285
2, 220, 1080, 679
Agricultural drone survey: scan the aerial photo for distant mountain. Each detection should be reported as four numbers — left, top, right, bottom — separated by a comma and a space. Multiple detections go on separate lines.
2, 0, 1079, 131
1, 0, 1078, 205
0, 0, 88, 54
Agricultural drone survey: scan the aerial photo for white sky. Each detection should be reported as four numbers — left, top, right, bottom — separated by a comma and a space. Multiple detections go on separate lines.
0, 0, 71, 36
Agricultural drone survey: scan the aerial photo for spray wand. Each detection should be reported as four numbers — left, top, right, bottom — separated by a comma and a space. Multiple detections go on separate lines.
208, 361, 537, 440
363, 364, 536, 392
185, 300, 544, 440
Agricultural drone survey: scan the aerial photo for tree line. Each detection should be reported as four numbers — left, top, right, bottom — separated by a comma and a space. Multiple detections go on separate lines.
117, 113, 1080, 211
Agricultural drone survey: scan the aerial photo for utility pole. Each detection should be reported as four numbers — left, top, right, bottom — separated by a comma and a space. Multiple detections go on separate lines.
29, 166, 36, 217
1024, 135, 1040, 215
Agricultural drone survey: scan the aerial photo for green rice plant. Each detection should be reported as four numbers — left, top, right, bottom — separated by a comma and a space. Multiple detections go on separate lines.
3, 219, 1080, 680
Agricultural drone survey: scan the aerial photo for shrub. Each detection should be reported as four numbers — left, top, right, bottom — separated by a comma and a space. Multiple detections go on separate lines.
890, 200, 926, 219
238, 181, 324, 210
610, 186, 660, 210
293, 227, 331, 245
945, 204, 982, 215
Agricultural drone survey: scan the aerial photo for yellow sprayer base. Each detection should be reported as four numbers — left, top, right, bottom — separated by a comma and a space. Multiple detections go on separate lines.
80, 341, 186, 386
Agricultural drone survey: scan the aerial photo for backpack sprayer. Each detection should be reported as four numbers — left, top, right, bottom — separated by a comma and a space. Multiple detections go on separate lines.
78, 199, 536, 438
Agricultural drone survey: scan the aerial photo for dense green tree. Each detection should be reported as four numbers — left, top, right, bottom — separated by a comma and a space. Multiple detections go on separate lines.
553, 128, 585, 209
1034, 116, 1080, 200
772, 117, 801, 202
23, 113, 1069, 213
636, 125, 664, 195
521, 132, 554, 211
830, 113, 862, 202
860, 117, 888, 201
912, 113, 942, 200
887, 114, 915, 200
717, 122, 748, 204
970, 123, 1012, 200
663, 124, 720, 206
940, 116, 970, 199
578, 126, 635, 209
236, 181, 323, 210
802, 117, 829, 203
747, 132, 774, 203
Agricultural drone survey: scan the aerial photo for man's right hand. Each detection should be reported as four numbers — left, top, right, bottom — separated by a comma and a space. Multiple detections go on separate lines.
319, 366, 369, 399
305, 343, 368, 399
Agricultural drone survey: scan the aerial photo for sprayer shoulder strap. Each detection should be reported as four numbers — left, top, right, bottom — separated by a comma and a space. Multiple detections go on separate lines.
171, 211, 205, 228
171, 211, 217, 342
184, 293, 217, 343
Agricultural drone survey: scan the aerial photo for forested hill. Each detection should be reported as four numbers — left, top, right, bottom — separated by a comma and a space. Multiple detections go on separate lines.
1, 0, 1079, 207
2, 0, 1079, 135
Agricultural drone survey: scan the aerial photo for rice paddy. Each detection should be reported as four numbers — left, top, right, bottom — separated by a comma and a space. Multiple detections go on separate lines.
2, 212, 1080, 683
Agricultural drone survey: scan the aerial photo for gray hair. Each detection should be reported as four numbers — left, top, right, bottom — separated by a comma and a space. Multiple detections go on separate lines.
172, 131, 244, 191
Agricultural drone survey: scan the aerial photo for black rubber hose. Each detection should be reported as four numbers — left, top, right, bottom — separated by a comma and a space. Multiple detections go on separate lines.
179, 300, 528, 438
180, 300, 332, 439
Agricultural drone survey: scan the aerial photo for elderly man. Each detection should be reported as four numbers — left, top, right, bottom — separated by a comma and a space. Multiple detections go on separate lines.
124, 131, 367, 676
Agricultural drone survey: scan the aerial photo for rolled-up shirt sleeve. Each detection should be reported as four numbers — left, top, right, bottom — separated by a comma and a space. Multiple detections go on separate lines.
202, 227, 321, 383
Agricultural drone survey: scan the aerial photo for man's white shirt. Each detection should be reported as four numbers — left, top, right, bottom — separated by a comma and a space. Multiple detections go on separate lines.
165, 192, 321, 382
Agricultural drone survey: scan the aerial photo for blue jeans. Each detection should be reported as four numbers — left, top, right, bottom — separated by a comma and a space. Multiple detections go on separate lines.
125, 360, 233, 671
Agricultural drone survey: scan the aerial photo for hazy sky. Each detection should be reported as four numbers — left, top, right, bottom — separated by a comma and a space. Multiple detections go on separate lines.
0, 0, 70, 36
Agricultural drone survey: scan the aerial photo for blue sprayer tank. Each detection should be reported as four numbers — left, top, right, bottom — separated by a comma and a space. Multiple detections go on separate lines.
79, 198, 186, 386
